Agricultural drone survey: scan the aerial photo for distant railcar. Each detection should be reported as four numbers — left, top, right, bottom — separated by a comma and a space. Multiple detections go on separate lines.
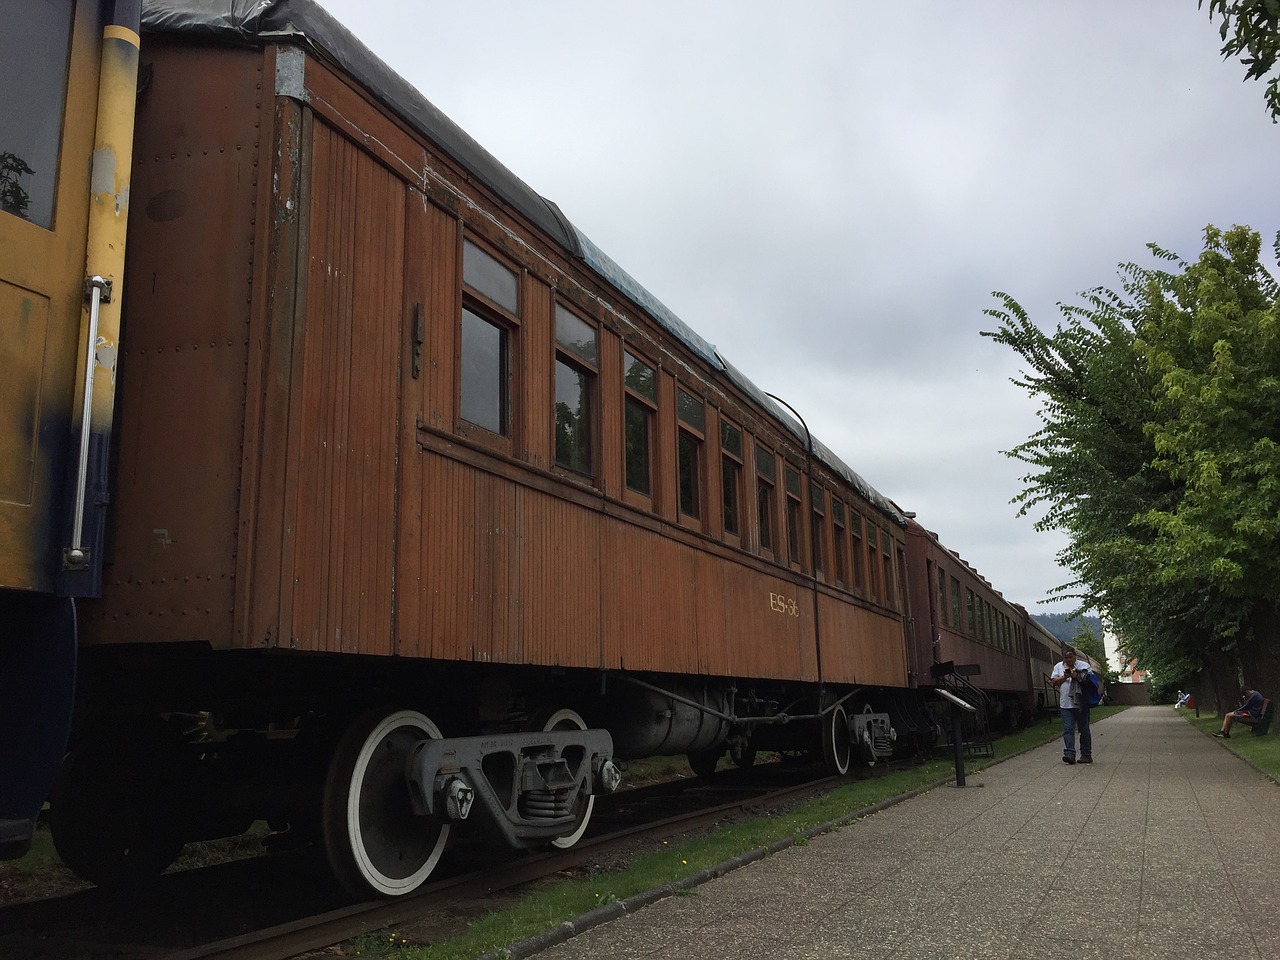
903, 519, 1046, 729
1, 0, 1056, 900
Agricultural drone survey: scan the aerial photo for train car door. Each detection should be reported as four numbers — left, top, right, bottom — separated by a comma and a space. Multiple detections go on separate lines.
0, 1, 103, 595
0, 0, 139, 858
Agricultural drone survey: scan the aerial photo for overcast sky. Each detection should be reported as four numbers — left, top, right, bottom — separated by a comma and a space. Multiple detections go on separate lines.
313, 0, 1279, 614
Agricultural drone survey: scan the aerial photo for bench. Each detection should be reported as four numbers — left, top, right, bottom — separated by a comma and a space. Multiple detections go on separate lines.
1254, 699, 1274, 736
1237, 698, 1274, 736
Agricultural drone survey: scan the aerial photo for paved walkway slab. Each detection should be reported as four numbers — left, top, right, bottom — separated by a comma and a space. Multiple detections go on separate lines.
534, 706, 1280, 960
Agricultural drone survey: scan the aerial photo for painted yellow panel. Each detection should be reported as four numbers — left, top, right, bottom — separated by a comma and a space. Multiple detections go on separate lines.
0, 3, 103, 592
0, 282, 49, 507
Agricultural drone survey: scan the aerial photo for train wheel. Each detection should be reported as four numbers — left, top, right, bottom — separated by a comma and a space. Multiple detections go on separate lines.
527, 708, 595, 849
821, 703, 852, 776
322, 709, 450, 898
49, 729, 184, 889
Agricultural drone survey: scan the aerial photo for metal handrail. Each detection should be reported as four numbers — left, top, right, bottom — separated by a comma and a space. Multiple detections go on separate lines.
65, 275, 111, 567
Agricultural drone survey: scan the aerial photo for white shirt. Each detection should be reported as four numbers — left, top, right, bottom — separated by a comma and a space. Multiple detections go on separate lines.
1051, 659, 1091, 709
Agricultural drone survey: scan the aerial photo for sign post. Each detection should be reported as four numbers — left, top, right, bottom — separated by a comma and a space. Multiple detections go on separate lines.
937, 688, 977, 787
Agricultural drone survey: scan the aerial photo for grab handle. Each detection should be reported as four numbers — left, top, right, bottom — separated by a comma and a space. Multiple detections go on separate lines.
64, 275, 111, 569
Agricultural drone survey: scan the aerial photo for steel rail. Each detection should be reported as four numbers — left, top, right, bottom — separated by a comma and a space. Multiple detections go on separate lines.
156, 773, 843, 960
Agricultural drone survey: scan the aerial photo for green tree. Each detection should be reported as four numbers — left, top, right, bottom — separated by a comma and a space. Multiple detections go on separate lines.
1200, 0, 1280, 122
984, 225, 1280, 709
0, 151, 34, 220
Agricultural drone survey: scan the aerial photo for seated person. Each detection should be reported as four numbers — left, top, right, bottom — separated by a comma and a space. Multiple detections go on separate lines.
1174, 690, 1191, 710
1213, 686, 1265, 738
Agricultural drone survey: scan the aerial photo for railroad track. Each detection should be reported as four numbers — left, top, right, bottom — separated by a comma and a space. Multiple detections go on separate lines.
0, 765, 845, 960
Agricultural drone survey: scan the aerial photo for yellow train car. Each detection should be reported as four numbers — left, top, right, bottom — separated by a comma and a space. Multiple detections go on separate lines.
0, 0, 139, 859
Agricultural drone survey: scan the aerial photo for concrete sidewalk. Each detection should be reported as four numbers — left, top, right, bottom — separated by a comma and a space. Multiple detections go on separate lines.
531, 706, 1280, 960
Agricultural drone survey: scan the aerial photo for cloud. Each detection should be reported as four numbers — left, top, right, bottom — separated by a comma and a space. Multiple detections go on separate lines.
315, 0, 1280, 609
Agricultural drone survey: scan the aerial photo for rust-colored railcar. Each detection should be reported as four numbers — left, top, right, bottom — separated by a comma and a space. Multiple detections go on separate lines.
1, 0, 1063, 899
44, 0, 917, 897
904, 519, 1049, 730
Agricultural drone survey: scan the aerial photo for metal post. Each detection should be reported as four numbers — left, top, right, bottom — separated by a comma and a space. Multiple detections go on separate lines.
951, 703, 966, 787
937, 688, 977, 788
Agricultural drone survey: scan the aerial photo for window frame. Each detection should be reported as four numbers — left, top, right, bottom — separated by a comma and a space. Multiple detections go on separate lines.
850, 510, 866, 594
810, 482, 826, 580
676, 386, 705, 526
622, 348, 657, 503
552, 301, 598, 481
880, 528, 895, 610
832, 499, 849, 588
720, 417, 744, 543
755, 443, 777, 560
784, 462, 803, 570
866, 523, 880, 600
457, 237, 521, 450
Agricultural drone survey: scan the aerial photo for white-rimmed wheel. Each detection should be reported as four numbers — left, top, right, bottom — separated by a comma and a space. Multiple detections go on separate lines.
528, 708, 595, 849
322, 709, 450, 898
821, 702, 852, 776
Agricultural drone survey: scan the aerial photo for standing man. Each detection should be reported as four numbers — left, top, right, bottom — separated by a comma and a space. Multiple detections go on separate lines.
1051, 649, 1093, 765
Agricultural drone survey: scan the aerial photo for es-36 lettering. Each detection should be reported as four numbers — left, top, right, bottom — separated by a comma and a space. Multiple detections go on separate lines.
769, 592, 800, 617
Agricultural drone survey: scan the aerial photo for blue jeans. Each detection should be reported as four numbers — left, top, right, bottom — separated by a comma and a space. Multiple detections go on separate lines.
1061, 707, 1091, 758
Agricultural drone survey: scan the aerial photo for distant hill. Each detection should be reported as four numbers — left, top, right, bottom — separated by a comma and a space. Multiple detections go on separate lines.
1034, 611, 1103, 645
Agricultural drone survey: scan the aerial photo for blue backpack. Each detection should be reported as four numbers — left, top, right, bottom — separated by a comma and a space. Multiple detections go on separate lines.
1082, 669, 1103, 707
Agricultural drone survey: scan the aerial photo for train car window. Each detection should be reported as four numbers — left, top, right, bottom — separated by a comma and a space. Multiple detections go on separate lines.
555, 304, 598, 364
966, 588, 976, 636
459, 239, 520, 440
784, 464, 802, 567
463, 239, 519, 313
623, 351, 655, 495
676, 388, 703, 520
880, 527, 894, 609
460, 307, 509, 435
624, 350, 656, 400
866, 524, 879, 599
553, 304, 597, 476
677, 388, 704, 431
677, 431, 701, 518
810, 483, 825, 579
720, 420, 742, 537
755, 445, 776, 555
832, 500, 848, 587
1, 0, 74, 228
850, 510, 866, 592
937, 567, 947, 620
950, 576, 961, 629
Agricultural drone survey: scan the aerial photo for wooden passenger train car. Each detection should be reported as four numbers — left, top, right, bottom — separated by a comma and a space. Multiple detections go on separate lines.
903, 520, 1059, 728
1, 0, 1066, 900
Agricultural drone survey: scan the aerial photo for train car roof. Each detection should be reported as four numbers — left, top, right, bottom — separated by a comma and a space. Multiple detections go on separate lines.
139, 0, 904, 526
